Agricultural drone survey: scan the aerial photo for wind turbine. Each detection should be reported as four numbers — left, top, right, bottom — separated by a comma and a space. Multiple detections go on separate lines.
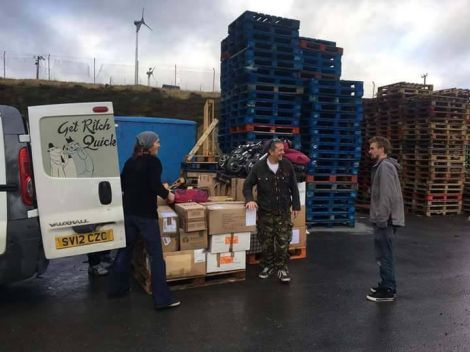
146, 65, 156, 86
134, 8, 152, 85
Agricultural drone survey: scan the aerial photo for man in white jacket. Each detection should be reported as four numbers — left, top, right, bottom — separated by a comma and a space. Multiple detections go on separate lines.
367, 136, 405, 302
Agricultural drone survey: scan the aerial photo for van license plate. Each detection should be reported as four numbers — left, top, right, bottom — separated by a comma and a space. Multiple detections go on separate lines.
55, 229, 114, 249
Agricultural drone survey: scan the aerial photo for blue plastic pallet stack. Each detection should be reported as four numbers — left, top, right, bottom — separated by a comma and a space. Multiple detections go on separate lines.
299, 37, 364, 227
219, 11, 304, 153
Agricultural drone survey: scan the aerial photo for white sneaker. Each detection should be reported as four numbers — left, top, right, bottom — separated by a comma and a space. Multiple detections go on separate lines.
258, 267, 274, 279
278, 269, 291, 283
88, 264, 109, 276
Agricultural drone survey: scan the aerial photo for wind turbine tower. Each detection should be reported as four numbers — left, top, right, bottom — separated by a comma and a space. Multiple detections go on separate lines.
134, 8, 152, 85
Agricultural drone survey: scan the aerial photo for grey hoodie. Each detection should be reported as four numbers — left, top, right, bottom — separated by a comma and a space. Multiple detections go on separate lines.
370, 157, 405, 228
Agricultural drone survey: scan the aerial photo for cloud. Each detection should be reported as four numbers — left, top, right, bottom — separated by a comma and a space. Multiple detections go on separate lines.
1, 0, 469, 94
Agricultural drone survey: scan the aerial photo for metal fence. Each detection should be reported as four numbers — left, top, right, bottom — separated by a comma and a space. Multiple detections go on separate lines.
1, 51, 221, 92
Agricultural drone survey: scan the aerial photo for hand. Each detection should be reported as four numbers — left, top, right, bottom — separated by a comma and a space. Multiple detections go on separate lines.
245, 201, 258, 210
292, 210, 299, 218
167, 192, 175, 204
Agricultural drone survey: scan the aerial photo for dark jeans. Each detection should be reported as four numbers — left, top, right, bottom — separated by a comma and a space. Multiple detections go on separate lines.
373, 224, 397, 291
108, 215, 172, 306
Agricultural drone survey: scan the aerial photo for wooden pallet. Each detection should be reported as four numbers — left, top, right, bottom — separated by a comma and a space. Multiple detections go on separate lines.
133, 265, 246, 294
246, 247, 307, 265
306, 175, 358, 183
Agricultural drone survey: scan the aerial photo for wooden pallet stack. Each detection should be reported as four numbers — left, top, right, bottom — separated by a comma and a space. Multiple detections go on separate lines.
356, 98, 377, 207
433, 89, 470, 213
357, 82, 433, 208
401, 95, 469, 215
219, 11, 303, 152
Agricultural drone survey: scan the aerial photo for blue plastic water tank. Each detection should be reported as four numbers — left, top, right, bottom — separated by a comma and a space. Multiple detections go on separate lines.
114, 116, 196, 183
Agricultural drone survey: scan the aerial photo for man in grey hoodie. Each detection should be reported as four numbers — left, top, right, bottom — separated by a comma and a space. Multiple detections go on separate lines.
366, 136, 405, 303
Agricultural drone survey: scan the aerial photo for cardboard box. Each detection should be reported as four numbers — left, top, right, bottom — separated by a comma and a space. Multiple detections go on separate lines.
236, 178, 257, 201
290, 226, 307, 249
206, 202, 257, 235
179, 228, 208, 251
213, 181, 231, 197
157, 196, 167, 206
298, 182, 306, 207
293, 205, 306, 228
209, 232, 251, 254
175, 202, 207, 232
197, 173, 217, 196
157, 206, 179, 235
161, 233, 179, 252
164, 249, 206, 279
206, 251, 246, 273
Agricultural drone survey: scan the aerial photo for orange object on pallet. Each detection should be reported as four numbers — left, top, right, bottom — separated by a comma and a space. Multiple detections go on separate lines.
229, 124, 300, 135
246, 247, 307, 265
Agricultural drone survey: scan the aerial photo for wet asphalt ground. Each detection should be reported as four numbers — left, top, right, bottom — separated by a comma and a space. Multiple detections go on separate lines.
2, 213, 470, 352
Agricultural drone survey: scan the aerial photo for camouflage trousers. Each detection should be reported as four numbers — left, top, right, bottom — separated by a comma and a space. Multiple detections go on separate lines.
256, 210, 293, 270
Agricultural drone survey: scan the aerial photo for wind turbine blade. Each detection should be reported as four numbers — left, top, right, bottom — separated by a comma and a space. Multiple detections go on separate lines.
143, 22, 152, 30
141, 8, 144, 20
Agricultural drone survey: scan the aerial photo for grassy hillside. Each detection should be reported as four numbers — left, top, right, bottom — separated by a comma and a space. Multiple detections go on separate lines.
0, 79, 220, 125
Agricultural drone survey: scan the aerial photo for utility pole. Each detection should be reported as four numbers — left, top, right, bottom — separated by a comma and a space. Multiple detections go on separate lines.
93, 58, 96, 84
3, 51, 5, 79
372, 81, 376, 98
421, 73, 428, 85
34, 55, 45, 79
174, 64, 177, 86
47, 54, 50, 80
212, 67, 215, 92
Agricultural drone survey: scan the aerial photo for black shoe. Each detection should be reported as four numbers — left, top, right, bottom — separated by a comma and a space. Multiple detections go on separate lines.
366, 289, 396, 302
277, 268, 291, 283
370, 286, 397, 294
258, 266, 274, 279
155, 300, 181, 310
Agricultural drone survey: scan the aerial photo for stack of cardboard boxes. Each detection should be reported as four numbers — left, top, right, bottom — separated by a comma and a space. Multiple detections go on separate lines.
135, 199, 257, 288
290, 182, 307, 250
206, 202, 256, 272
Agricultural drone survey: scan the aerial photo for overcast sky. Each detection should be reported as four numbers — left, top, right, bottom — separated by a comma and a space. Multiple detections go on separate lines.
1, 0, 469, 96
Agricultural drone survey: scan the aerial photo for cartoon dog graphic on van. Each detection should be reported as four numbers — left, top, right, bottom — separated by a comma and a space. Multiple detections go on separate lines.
47, 142, 77, 178
64, 137, 94, 177
47, 143, 67, 177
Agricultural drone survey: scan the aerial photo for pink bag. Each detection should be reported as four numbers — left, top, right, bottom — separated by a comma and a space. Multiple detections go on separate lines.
174, 188, 209, 203
284, 148, 310, 166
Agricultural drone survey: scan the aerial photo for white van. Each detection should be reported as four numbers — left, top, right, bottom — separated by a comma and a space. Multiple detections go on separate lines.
0, 102, 126, 285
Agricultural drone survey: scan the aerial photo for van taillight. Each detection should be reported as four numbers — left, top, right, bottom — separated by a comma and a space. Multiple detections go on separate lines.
18, 147, 34, 206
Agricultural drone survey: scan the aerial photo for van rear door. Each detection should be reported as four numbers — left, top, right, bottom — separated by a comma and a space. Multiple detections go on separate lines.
28, 102, 125, 259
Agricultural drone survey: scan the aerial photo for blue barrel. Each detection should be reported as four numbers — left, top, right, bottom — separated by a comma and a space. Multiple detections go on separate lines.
114, 116, 197, 183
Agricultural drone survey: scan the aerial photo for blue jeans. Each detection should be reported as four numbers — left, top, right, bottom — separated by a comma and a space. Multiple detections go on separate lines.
373, 224, 397, 291
108, 215, 173, 306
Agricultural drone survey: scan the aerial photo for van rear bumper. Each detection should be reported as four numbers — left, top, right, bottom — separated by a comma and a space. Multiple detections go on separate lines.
0, 217, 47, 285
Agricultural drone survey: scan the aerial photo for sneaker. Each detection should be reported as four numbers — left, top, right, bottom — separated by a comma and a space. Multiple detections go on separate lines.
155, 300, 181, 310
88, 263, 109, 276
258, 267, 274, 279
277, 269, 291, 283
366, 289, 396, 302
370, 285, 397, 294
